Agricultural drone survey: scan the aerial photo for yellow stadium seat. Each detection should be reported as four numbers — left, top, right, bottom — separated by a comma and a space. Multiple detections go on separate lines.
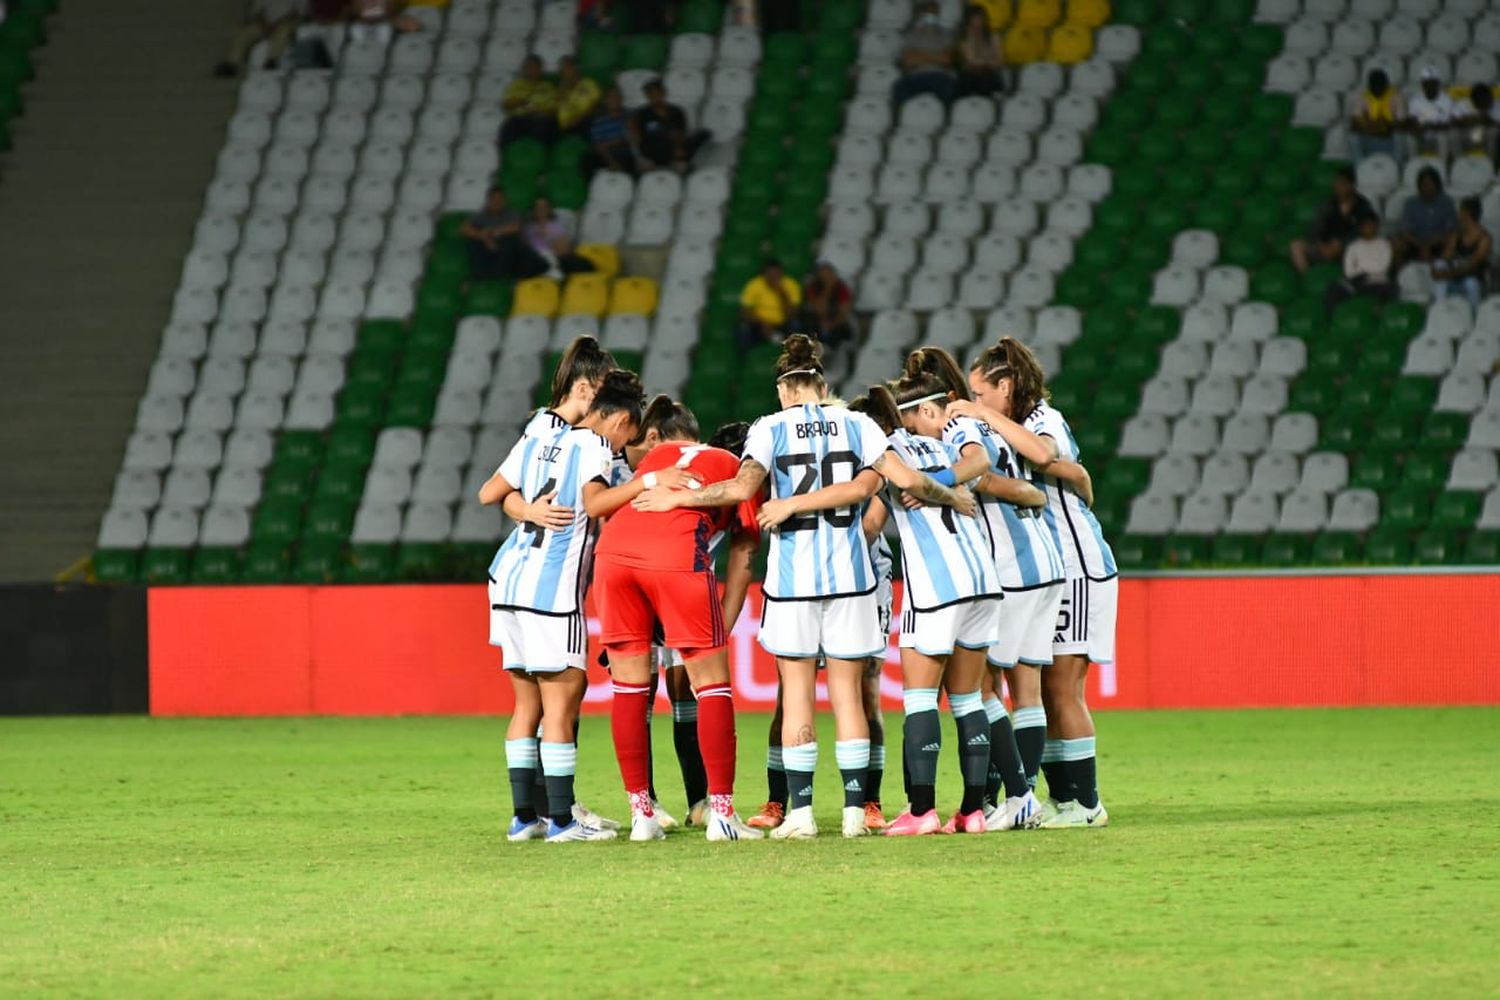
1065, 0, 1111, 29
973, 0, 1013, 29
574, 244, 620, 279
607, 277, 659, 316
1002, 26, 1048, 65
560, 273, 610, 317
1013, 0, 1061, 29
1046, 24, 1094, 64
512, 277, 561, 317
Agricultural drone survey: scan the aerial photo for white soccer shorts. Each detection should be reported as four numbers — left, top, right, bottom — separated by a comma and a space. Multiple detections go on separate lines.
988, 582, 1065, 669
875, 574, 894, 639
898, 596, 1003, 657
654, 646, 685, 670
1052, 576, 1118, 664
759, 591, 884, 662
489, 601, 587, 674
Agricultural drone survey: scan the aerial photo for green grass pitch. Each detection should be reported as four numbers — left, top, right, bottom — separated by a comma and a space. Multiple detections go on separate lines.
3, 708, 1498, 997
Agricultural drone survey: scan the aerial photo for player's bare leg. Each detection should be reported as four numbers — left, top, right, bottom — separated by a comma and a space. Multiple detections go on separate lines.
772, 657, 821, 839
681, 648, 761, 841
664, 663, 708, 825
537, 671, 616, 842
940, 646, 993, 833
606, 651, 666, 841
886, 650, 945, 836
826, 657, 873, 837
748, 691, 786, 829
504, 673, 546, 840
1040, 654, 1107, 828
860, 658, 887, 830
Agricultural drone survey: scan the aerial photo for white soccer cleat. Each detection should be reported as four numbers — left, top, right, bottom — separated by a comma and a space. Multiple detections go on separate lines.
841, 805, 869, 838
629, 813, 667, 842
652, 800, 679, 831
1037, 796, 1062, 824
573, 802, 620, 831
506, 816, 547, 842
545, 819, 618, 842
686, 799, 710, 827
1040, 799, 1109, 829
987, 791, 1045, 831
704, 811, 764, 841
769, 804, 819, 840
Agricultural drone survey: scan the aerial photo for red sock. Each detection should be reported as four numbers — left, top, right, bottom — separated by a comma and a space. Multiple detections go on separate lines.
610, 681, 652, 797
695, 682, 737, 798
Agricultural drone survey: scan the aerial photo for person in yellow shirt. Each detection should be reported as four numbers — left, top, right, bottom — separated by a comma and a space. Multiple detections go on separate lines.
1346, 68, 1404, 164
737, 259, 803, 351
556, 55, 601, 134
500, 54, 559, 146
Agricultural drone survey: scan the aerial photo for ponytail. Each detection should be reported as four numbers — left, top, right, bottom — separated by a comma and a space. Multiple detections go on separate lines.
890, 351, 951, 410
638, 393, 700, 442
855, 384, 902, 435
907, 346, 971, 401
971, 336, 1050, 422
588, 368, 646, 426
550, 335, 617, 408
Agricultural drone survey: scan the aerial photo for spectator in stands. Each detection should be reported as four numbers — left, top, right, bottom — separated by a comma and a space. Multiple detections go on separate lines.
1290, 165, 1375, 273
1432, 198, 1492, 310
525, 197, 596, 277
500, 54, 560, 148
631, 78, 709, 175
461, 186, 549, 281
1404, 65, 1456, 160
955, 5, 1003, 98
1394, 166, 1457, 267
801, 261, 855, 348
892, 1, 957, 107
556, 55, 601, 136
214, 0, 306, 77
1322, 211, 1393, 315
1347, 68, 1403, 164
1452, 84, 1499, 161
585, 85, 638, 177
347, 0, 418, 46
737, 259, 802, 351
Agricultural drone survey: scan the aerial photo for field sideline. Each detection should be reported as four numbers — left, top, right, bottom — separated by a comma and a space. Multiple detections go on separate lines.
3, 709, 1498, 997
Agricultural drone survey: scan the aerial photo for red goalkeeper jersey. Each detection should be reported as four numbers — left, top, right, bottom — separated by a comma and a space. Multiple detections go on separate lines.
595, 442, 760, 572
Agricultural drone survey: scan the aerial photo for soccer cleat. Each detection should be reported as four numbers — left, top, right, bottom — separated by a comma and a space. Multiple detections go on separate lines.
1037, 796, 1062, 824
686, 799, 710, 827
746, 801, 785, 829
769, 805, 819, 840
884, 809, 943, 836
941, 809, 987, 834
705, 811, 765, 842
841, 805, 869, 838
573, 802, 620, 831
1040, 799, 1109, 829
987, 791, 1044, 832
545, 818, 618, 842
629, 812, 667, 841
652, 800, 679, 831
863, 801, 888, 831
506, 816, 546, 842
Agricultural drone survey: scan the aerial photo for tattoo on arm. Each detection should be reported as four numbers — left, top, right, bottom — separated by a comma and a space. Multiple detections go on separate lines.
908, 472, 956, 506
689, 459, 766, 506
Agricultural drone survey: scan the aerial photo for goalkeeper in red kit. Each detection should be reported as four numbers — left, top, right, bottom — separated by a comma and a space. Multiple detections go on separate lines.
593, 402, 763, 842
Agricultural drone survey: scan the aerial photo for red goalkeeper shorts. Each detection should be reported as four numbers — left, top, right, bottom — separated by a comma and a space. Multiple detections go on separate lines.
594, 556, 725, 659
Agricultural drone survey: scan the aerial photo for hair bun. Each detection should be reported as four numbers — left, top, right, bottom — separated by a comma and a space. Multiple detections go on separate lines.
782, 333, 823, 371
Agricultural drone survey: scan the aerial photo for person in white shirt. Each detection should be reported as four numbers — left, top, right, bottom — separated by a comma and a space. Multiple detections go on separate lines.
1405, 65, 1456, 160
213, 0, 306, 77
1323, 211, 1393, 315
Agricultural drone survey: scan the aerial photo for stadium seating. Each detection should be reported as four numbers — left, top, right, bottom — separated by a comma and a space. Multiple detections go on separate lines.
0, 0, 56, 163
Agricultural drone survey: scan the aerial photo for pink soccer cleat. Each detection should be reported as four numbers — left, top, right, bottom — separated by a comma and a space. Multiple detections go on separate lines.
883, 809, 943, 836
941, 809, 987, 834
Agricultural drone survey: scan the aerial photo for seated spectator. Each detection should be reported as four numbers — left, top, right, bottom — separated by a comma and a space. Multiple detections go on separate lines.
892, 1, 957, 107
346, 0, 418, 46
1347, 69, 1403, 164
955, 5, 1003, 99
1290, 165, 1376, 273
461, 186, 549, 281
585, 85, 638, 177
213, 0, 305, 77
1452, 83, 1500, 160
631, 78, 709, 175
801, 261, 855, 348
500, 54, 560, 147
524, 197, 596, 277
737, 259, 802, 352
1405, 65, 1456, 160
1394, 166, 1458, 266
1433, 197, 1493, 310
556, 55, 601, 136
1323, 211, 1393, 315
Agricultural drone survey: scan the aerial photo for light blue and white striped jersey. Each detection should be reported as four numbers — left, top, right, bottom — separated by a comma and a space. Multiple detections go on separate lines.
607, 450, 633, 487
743, 403, 889, 601
489, 425, 614, 614
885, 429, 1002, 611
870, 530, 893, 589
944, 416, 1065, 590
1024, 402, 1118, 581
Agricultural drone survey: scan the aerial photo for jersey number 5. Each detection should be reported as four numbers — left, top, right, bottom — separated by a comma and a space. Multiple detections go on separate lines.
775, 451, 859, 532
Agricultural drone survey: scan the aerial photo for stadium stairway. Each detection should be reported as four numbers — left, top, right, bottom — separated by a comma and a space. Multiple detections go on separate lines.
0, 0, 241, 581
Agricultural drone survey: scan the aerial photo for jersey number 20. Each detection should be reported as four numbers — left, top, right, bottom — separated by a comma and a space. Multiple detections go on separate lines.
775, 451, 859, 532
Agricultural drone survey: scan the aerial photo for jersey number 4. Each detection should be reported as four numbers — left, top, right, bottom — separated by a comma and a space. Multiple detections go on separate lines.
524, 477, 558, 548
775, 451, 859, 532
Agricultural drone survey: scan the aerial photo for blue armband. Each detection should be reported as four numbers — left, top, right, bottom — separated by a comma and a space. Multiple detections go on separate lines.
932, 468, 956, 487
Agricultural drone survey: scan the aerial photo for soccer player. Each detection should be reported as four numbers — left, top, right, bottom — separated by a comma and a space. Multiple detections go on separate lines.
861, 519, 895, 831
594, 407, 764, 843
907, 347, 1059, 829
479, 369, 647, 842
638, 335, 972, 839
951, 337, 1116, 828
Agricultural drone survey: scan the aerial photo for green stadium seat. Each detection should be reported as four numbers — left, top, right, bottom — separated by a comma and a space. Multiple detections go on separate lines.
1280, 299, 1326, 341
1280, 127, 1323, 163
1413, 528, 1462, 564
1153, 92, 1197, 131
1218, 231, 1269, 269
1382, 486, 1430, 532
344, 544, 395, 583
326, 426, 375, 469
1368, 409, 1419, 452
1289, 372, 1337, 417
190, 547, 240, 584
676, 0, 722, 34
1464, 530, 1500, 564
252, 500, 302, 547
1356, 340, 1403, 378
1422, 412, 1468, 450
240, 545, 292, 583
1113, 534, 1162, 570
1301, 261, 1342, 300
1163, 535, 1211, 567
293, 541, 342, 584
303, 500, 355, 543
396, 543, 446, 580
576, 32, 619, 79
1241, 24, 1284, 62
1052, 271, 1100, 310
1349, 451, 1400, 492
1113, 0, 1162, 27
1250, 261, 1298, 307
1363, 527, 1412, 564
1207, 161, 1257, 202
1400, 453, 1448, 490
358, 319, 406, 356
1136, 132, 1179, 168
1318, 410, 1364, 452
93, 549, 140, 583
1390, 376, 1437, 415
1432, 491, 1482, 530
464, 280, 513, 317
1261, 533, 1312, 565
336, 381, 386, 426
142, 548, 191, 585
1142, 22, 1192, 61
1084, 129, 1130, 167
262, 464, 312, 504
1212, 533, 1259, 566
1311, 531, 1361, 565
1161, 0, 1206, 23
1103, 458, 1151, 497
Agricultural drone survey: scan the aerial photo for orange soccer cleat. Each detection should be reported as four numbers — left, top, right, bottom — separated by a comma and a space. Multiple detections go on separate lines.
746, 801, 785, 829
863, 801, 888, 831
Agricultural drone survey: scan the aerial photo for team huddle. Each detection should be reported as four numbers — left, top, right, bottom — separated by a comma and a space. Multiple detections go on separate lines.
481, 330, 1117, 842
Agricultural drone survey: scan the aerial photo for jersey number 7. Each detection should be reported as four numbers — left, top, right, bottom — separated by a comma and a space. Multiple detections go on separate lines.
774, 451, 859, 532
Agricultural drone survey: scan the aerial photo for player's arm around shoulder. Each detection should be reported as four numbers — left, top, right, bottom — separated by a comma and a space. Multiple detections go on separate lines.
634, 457, 768, 512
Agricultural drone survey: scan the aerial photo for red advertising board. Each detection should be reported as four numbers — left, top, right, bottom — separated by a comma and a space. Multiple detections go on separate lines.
148, 574, 1500, 717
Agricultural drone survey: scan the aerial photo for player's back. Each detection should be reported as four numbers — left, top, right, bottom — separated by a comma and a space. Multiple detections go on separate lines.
1023, 401, 1117, 581
596, 442, 744, 572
